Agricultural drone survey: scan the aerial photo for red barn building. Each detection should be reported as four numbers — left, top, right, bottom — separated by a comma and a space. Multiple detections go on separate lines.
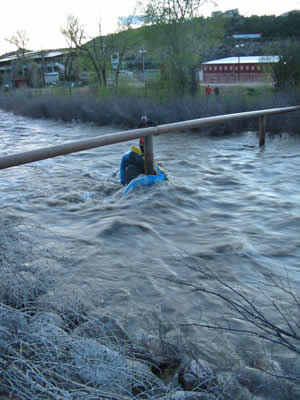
202, 56, 279, 84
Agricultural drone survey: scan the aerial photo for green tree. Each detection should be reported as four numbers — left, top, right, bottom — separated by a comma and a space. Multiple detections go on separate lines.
273, 43, 300, 89
138, 0, 223, 96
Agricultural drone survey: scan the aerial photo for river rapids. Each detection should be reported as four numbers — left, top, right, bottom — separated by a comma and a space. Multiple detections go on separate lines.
1, 109, 300, 371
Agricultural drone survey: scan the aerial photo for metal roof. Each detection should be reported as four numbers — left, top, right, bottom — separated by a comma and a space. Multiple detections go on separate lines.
37, 51, 65, 59
0, 50, 68, 63
203, 56, 280, 65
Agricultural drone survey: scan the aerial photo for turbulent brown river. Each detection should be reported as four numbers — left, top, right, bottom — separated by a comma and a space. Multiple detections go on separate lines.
2, 109, 300, 369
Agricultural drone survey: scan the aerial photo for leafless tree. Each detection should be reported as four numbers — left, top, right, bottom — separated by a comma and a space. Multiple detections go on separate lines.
61, 15, 111, 86
158, 259, 300, 385
5, 30, 29, 58
5, 30, 30, 80
110, 15, 142, 88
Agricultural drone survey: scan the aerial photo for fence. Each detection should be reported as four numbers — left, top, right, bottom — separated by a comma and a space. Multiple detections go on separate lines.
0, 105, 299, 172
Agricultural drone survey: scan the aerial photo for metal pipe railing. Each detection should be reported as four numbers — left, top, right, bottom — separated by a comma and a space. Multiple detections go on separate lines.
0, 105, 299, 170
144, 134, 154, 175
259, 115, 266, 147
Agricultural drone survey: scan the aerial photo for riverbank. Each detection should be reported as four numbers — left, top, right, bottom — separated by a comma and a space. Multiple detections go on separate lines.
0, 87, 300, 135
1, 234, 299, 400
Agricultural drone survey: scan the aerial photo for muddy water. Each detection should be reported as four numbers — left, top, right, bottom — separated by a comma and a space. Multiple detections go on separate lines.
1, 109, 300, 368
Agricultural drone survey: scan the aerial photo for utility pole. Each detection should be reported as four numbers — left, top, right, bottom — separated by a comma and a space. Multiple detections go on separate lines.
139, 49, 146, 80
232, 34, 262, 82
40, 50, 45, 88
235, 43, 244, 81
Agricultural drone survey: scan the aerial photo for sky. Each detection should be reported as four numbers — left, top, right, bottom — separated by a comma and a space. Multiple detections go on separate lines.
1, 0, 300, 55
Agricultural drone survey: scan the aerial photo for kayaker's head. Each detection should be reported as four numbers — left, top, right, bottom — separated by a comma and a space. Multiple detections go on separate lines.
139, 137, 144, 153
140, 115, 148, 125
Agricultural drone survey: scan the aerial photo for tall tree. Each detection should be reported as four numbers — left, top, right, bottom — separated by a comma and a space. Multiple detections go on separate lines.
273, 42, 300, 89
5, 30, 30, 79
141, 0, 210, 24
61, 15, 109, 86
110, 16, 142, 88
138, 0, 222, 96
61, 14, 142, 89
5, 30, 29, 58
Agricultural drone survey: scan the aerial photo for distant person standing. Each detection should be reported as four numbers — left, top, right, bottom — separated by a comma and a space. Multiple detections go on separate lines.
205, 85, 212, 96
213, 86, 220, 96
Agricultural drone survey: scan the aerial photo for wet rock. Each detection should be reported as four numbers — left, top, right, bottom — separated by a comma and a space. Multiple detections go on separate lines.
72, 315, 130, 346
70, 337, 131, 394
138, 334, 182, 375
26, 323, 70, 362
28, 319, 68, 340
236, 366, 290, 399
158, 390, 215, 400
0, 396, 18, 400
30, 311, 65, 330
288, 384, 300, 399
0, 308, 28, 333
0, 326, 12, 344
178, 359, 215, 391
216, 370, 259, 399
129, 359, 167, 397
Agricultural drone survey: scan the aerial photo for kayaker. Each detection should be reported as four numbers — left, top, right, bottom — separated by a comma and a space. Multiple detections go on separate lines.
120, 138, 145, 185
120, 115, 157, 185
